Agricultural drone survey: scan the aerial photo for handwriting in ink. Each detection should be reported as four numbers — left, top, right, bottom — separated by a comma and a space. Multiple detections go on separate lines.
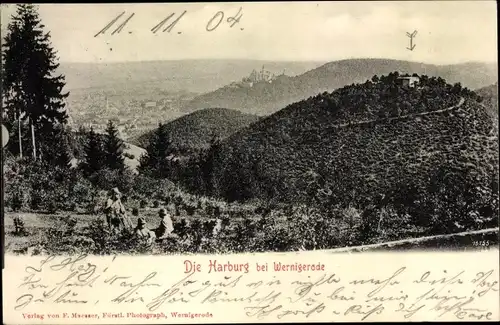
349, 267, 406, 298
290, 273, 341, 303
344, 304, 385, 321
95, 12, 124, 37
11, 254, 499, 322
49, 254, 90, 272
413, 270, 465, 286
244, 304, 283, 319
394, 301, 426, 319
25, 255, 55, 274
406, 30, 417, 51
94, 11, 135, 37
94, 7, 243, 37
146, 272, 194, 311
430, 296, 493, 320
278, 302, 326, 319
15, 294, 43, 310
110, 272, 160, 304
206, 7, 243, 32
471, 270, 499, 297
112, 13, 135, 35
19, 274, 48, 290
53, 290, 88, 304
151, 11, 186, 34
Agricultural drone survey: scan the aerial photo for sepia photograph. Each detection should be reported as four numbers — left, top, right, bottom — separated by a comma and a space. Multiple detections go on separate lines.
1, 2, 499, 323
1, 2, 498, 258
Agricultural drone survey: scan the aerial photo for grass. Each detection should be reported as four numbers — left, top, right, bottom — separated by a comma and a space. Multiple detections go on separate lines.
3, 206, 262, 255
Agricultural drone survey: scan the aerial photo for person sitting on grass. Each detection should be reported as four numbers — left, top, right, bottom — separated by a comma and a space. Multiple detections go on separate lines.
134, 217, 155, 244
154, 208, 177, 241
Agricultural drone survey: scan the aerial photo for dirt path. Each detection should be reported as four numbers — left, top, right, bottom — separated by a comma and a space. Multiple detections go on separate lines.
332, 96, 465, 129
324, 227, 498, 253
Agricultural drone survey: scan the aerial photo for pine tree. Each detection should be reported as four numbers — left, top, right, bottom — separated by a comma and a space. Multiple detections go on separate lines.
42, 124, 73, 168
140, 123, 171, 178
81, 127, 105, 176
2, 4, 69, 161
104, 120, 125, 171
202, 133, 222, 195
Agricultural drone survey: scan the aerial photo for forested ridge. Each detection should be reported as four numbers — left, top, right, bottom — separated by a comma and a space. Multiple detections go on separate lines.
196, 73, 499, 236
184, 59, 498, 116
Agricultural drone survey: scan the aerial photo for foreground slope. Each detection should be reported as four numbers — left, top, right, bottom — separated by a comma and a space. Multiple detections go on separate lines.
183, 59, 498, 115
133, 108, 260, 151
211, 73, 499, 217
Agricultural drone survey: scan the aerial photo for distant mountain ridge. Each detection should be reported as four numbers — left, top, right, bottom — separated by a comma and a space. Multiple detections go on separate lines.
183, 59, 498, 116
59, 60, 324, 94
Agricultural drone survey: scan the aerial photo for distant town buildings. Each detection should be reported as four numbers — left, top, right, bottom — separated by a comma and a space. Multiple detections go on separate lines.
68, 90, 192, 141
105, 97, 119, 114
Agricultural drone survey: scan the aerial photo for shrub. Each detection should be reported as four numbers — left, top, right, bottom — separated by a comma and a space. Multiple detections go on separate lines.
4, 159, 100, 213
13, 216, 27, 236
88, 168, 136, 195
9, 188, 26, 211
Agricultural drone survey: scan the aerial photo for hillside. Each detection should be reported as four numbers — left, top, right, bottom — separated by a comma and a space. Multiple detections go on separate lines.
183, 59, 498, 116
477, 83, 498, 121
209, 73, 499, 222
132, 108, 260, 151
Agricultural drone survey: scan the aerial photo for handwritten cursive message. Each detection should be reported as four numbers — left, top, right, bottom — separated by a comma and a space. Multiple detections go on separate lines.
94, 7, 243, 37
3, 251, 499, 323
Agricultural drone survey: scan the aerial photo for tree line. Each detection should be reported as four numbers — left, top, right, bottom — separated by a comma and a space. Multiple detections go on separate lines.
2, 5, 130, 177
2, 4, 69, 167
138, 122, 223, 196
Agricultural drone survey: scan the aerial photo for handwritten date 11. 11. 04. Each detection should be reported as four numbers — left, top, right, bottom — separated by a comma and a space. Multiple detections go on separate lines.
94, 7, 244, 37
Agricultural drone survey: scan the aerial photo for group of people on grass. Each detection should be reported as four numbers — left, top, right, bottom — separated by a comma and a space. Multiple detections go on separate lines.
104, 187, 174, 243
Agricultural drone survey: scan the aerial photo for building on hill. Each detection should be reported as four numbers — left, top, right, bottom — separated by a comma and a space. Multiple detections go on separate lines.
397, 76, 420, 88
232, 65, 281, 88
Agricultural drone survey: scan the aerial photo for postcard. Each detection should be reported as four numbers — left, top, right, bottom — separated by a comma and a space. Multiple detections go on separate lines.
1, 1, 499, 323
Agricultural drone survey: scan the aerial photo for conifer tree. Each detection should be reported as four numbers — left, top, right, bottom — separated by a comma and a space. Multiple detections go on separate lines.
202, 133, 222, 195
43, 124, 73, 168
81, 127, 105, 176
104, 120, 125, 171
2, 4, 69, 161
140, 123, 172, 177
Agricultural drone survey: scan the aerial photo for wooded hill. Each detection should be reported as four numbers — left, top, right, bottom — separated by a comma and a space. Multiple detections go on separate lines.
183, 59, 498, 116
132, 108, 260, 153
208, 73, 498, 232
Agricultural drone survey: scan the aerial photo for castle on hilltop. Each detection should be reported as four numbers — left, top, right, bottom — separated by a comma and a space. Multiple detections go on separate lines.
228, 65, 286, 89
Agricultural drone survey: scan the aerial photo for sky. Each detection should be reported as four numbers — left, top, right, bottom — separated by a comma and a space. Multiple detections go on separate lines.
1, 1, 497, 64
